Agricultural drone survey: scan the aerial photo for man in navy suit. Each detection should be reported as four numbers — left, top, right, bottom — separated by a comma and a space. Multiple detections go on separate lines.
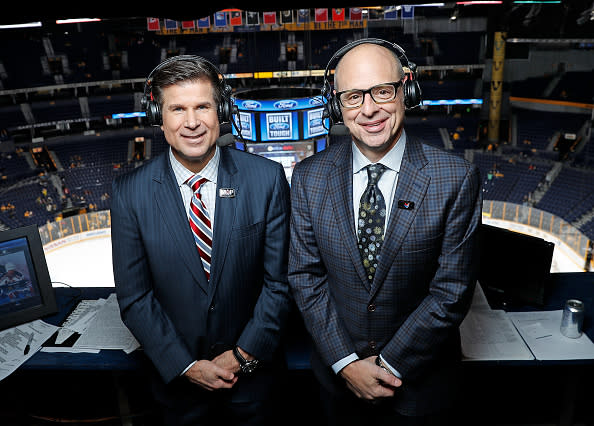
111, 56, 291, 425
289, 40, 482, 425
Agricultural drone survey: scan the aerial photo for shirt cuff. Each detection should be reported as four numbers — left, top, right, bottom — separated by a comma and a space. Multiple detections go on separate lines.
180, 360, 196, 376
331, 353, 359, 374
379, 354, 402, 379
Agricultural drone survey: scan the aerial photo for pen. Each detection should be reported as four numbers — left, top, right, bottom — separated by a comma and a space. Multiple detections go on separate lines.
23, 332, 34, 355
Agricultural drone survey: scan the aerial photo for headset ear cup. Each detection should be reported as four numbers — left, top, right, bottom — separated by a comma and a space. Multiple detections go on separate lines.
330, 95, 343, 123
403, 79, 422, 109
147, 100, 162, 126
218, 83, 233, 123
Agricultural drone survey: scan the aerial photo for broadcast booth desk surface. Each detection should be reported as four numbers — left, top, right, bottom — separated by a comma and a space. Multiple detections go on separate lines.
0, 273, 587, 421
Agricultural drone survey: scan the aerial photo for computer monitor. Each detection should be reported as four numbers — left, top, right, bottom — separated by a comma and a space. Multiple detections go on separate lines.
478, 224, 554, 307
246, 141, 316, 184
0, 225, 57, 331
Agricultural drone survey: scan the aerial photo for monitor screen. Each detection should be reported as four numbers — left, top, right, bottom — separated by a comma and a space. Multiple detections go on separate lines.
246, 141, 315, 184
0, 225, 57, 331
478, 224, 554, 307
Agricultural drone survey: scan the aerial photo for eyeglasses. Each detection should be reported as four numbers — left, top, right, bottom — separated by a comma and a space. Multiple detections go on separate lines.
336, 81, 403, 109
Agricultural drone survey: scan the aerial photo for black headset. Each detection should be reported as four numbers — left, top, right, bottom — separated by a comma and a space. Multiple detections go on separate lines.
321, 38, 422, 126
142, 55, 235, 126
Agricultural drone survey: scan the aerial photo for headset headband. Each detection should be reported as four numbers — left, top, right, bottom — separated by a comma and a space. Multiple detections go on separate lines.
142, 55, 233, 126
323, 38, 412, 86
321, 38, 422, 126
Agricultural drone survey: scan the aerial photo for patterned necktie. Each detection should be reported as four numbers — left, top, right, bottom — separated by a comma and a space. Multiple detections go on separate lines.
186, 174, 213, 281
357, 164, 387, 283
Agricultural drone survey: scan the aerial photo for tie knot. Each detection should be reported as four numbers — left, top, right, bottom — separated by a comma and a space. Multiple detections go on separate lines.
366, 163, 385, 186
186, 174, 208, 193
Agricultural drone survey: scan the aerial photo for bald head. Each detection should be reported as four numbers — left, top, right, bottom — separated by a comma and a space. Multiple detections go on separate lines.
334, 43, 404, 93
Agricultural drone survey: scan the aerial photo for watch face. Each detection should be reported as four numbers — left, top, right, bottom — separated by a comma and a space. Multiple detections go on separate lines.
241, 360, 259, 374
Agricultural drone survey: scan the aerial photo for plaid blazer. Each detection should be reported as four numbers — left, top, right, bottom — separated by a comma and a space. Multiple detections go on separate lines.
288, 135, 482, 415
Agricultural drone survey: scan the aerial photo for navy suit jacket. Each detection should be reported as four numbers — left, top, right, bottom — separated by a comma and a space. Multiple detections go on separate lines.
111, 146, 291, 401
288, 135, 482, 415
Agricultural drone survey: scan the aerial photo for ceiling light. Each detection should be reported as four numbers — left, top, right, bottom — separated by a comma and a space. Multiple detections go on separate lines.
56, 18, 102, 24
0, 22, 42, 29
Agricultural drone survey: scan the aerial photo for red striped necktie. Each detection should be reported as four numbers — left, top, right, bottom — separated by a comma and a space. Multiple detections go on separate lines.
185, 174, 212, 281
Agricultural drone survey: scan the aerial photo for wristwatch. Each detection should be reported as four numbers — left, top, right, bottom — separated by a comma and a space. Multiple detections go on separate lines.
233, 346, 260, 374
375, 355, 396, 377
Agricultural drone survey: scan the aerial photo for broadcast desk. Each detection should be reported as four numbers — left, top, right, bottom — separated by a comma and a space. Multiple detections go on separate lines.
1, 272, 593, 426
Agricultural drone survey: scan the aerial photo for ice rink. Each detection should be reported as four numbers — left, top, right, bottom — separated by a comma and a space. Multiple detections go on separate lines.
44, 230, 115, 288
42, 221, 587, 288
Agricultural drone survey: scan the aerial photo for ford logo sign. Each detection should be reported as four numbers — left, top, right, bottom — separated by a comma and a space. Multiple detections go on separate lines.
242, 100, 262, 110
309, 118, 323, 127
309, 97, 324, 106
270, 122, 290, 130
274, 100, 298, 109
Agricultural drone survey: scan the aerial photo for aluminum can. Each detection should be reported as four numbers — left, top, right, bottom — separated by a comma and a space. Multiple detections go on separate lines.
560, 299, 584, 339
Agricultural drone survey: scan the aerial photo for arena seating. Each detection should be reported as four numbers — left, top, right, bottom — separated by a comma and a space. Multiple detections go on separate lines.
0, 24, 592, 245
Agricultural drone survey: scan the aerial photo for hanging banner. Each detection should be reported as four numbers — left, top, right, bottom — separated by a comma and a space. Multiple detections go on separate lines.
147, 18, 160, 31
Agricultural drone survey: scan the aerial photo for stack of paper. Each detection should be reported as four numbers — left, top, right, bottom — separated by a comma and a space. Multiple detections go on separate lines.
73, 293, 140, 354
42, 293, 140, 354
460, 282, 535, 361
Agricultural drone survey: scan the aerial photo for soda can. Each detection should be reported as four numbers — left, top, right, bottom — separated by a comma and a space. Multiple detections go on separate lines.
560, 299, 585, 339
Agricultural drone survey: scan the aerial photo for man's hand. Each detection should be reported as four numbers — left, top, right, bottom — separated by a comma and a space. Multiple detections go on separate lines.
211, 347, 256, 375
183, 359, 238, 391
212, 349, 241, 374
339, 356, 402, 400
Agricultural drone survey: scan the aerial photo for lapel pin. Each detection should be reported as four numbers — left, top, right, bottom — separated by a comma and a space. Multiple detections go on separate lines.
398, 200, 415, 210
219, 188, 236, 198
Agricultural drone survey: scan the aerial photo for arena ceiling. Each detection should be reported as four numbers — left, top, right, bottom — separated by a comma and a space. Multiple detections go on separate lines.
1, 1, 593, 38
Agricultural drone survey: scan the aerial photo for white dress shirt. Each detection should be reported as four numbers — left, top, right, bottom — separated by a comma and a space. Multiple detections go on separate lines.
331, 130, 407, 378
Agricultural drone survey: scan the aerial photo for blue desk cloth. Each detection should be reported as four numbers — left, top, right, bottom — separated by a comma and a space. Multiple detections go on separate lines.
21, 272, 594, 372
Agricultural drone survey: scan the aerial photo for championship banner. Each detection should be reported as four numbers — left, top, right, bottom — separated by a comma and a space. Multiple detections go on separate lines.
164, 19, 178, 30
332, 8, 345, 21
315, 8, 328, 22
281, 10, 294, 24
488, 31, 506, 143
263, 11, 277, 25
230, 11, 243, 26
214, 11, 227, 27
198, 17, 211, 28
181, 20, 195, 29
402, 5, 415, 20
246, 11, 260, 25
349, 8, 362, 21
298, 9, 310, 23
147, 18, 160, 31
384, 6, 398, 20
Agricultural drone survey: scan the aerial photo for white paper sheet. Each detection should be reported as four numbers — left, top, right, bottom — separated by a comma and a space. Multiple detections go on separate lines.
460, 282, 534, 361
0, 320, 59, 381
507, 310, 594, 360
73, 293, 140, 354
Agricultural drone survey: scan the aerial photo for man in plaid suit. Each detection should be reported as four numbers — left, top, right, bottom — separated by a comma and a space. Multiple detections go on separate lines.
288, 40, 482, 425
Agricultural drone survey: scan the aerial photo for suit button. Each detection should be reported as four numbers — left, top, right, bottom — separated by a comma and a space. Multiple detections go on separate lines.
209, 305, 215, 312
369, 340, 376, 350
367, 304, 376, 312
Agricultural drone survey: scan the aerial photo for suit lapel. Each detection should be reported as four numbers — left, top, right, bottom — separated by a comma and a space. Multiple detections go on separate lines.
208, 147, 238, 301
371, 138, 430, 295
152, 153, 209, 293
328, 142, 371, 291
